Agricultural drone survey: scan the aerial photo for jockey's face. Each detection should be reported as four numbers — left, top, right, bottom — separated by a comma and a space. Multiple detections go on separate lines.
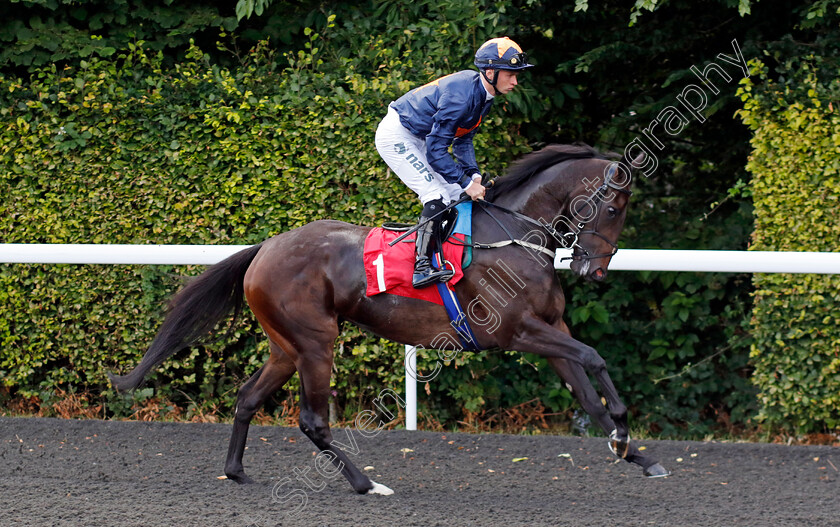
492, 69, 519, 94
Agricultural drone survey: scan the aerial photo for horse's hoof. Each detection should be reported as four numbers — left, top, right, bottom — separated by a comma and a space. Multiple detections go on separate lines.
366, 480, 394, 495
226, 472, 256, 485
608, 429, 630, 459
643, 463, 671, 478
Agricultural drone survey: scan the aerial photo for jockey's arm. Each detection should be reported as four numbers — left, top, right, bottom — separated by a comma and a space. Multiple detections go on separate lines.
452, 129, 480, 177
425, 123, 485, 200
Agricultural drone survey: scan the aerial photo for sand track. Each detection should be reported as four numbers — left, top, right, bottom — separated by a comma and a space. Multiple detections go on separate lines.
1, 417, 837, 526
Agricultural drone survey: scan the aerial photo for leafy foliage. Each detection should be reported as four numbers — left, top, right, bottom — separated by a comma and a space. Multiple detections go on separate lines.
738, 54, 840, 433
0, 18, 531, 419
1, 0, 836, 437
0, 0, 239, 69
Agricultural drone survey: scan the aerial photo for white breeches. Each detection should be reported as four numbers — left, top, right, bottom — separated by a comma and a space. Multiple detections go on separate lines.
375, 106, 465, 205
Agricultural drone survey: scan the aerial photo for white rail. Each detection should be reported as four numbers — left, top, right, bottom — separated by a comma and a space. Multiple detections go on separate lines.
0, 244, 251, 265
3, 244, 839, 273
3, 243, 839, 431
556, 248, 840, 274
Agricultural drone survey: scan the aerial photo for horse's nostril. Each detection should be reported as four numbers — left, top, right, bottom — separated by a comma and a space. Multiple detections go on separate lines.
593, 268, 605, 280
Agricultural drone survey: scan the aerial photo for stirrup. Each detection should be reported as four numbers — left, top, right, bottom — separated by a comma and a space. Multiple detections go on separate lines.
412, 257, 453, 289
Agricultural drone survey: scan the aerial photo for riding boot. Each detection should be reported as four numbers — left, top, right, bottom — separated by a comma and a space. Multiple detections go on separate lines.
412, 217, 454, 289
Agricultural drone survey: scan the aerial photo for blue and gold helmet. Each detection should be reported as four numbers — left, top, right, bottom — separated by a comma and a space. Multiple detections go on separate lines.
474, 37, 533, 70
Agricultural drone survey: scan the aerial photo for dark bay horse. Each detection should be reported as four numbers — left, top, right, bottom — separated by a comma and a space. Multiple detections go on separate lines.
109, 144, 669, 495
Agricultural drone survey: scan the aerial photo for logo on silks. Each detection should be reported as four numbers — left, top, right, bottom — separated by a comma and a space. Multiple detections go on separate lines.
394, 142, 406, 155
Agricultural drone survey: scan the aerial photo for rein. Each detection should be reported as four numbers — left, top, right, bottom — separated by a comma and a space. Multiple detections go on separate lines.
385, 194, 557, 257
471, 199, 561, 258
478, 162, 631, 263
388, 162, 631, 263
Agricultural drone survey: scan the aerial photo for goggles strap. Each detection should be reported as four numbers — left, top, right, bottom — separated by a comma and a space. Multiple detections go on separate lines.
476, 52, 529, 69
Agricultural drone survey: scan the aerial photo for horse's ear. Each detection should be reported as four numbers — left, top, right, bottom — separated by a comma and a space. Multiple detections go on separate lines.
620, 139, 659, 177
619, 152, 646, 171
613, 153, 640, 193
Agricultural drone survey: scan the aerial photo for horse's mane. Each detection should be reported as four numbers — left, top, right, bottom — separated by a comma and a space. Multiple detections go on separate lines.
486, 143, 615, 201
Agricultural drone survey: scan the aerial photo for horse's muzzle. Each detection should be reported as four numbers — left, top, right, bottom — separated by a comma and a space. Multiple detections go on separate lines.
589, 267, 607, 281
570, 258, 607, 282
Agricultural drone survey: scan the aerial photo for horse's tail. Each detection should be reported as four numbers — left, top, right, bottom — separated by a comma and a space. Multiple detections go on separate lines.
108, 243, 264, 392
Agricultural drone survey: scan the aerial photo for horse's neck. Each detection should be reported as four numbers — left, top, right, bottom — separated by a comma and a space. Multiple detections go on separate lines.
470, 167, 578, 260
493, 166, 575, 225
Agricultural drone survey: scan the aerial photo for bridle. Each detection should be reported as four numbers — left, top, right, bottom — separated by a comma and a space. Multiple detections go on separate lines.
475, 162, 631, 263
388, 162, 632, 264
560, 162, 632, 262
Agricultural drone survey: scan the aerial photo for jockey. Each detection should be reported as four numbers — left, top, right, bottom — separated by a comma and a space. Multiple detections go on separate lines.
375, 36, 533, 288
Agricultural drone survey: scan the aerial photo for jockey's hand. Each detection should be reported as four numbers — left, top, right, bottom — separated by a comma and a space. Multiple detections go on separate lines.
465, 177, 485, 201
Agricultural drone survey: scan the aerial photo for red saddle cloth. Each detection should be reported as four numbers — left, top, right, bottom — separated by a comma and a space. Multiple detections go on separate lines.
363, 228, 466, 306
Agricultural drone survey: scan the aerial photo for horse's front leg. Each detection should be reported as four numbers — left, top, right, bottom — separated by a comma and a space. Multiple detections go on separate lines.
509, 316, 631, 455
547, 356, 670, 477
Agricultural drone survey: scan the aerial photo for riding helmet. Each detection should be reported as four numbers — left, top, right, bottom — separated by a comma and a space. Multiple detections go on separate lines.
473, 37, 534, 70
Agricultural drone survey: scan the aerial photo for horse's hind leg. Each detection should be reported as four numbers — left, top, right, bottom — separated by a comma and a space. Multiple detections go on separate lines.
296, 350, 393, 495
547, 357, 670, 477
225, 341, 297, 484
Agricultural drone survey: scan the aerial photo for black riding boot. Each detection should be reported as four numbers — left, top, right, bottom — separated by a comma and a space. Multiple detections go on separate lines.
412, 206, 454, 289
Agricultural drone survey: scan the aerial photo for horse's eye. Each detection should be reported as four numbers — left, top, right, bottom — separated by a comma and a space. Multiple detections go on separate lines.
607, 206, 618, 218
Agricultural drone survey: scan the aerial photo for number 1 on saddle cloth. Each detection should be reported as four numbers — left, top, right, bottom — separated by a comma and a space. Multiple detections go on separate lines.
363, 201, 473, 306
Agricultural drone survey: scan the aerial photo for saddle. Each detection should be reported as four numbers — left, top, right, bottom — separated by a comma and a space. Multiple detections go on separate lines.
363, 202, 473, 306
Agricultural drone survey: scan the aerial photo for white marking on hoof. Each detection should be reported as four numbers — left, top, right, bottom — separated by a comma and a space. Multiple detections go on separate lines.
367, 480, 394, 496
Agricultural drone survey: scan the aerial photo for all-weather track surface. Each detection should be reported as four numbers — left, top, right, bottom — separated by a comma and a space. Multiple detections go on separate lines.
1, 417, 837, 527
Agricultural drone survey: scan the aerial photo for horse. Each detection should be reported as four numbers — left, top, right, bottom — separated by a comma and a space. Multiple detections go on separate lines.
108, 143, 670, 496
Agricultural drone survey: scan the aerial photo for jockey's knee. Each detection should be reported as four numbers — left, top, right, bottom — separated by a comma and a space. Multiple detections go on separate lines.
421, 198, 446, 219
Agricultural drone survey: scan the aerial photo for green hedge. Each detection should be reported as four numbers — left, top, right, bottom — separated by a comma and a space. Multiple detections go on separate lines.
738, 59, 840, 433
0, 5, 766, 436
0, 26, 534, 420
